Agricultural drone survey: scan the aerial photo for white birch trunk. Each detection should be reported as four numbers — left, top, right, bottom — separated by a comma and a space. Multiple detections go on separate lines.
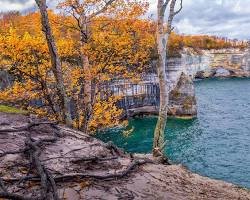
153, 0, 182, 157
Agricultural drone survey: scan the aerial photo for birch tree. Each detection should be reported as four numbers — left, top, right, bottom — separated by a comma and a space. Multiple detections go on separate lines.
153, 0, 182, 157
35, 0, 73, 126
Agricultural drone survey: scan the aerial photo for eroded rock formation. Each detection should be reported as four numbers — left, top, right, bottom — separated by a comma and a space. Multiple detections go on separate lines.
114, 48, 250, 119
169, 73, 197, 118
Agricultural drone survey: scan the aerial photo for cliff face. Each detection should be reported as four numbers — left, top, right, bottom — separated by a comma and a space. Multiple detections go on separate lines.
118, 48, 250, 119
181, 48, 250, 79
165, 48, 250, 118
0, 48, 249, 120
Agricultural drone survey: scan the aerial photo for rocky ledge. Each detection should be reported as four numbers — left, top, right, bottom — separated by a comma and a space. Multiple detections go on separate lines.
168, 73, 197, 119
0, 112, 250, 200
195, 66, 250, 79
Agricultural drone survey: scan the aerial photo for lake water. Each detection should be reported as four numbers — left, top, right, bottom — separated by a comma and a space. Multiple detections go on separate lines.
97, 78, 250, 188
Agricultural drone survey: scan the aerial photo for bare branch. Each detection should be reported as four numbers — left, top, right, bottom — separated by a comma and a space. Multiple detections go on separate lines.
163, 0, 171, 8
166, 0, 183, 34
71, 156, 118, 163
0, 149, 27, 157
0, 177, 36, 200
89, 0, 115, 19
154, 0, 183, 156
4, 159, 153, 183
0, 192, 37, 200
174, 0, 183, 16
0, 177, 8, 193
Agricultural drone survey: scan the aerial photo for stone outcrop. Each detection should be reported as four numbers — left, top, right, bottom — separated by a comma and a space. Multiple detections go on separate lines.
186, 48, 250, 78
214, 67, 231, 77
1, 112, 250, 200
169, 73, 197, 119
124, 72, 197, 119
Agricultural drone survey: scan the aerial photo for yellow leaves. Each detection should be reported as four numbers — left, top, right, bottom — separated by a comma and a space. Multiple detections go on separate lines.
79, 180, 91, 189
0, 5, 154, 132
57, 38, 78, 58
122, 126, 134, 137
88, 95, 124, 132
168, 32, 243, 56
19, 167, 29, 174
27, 106, 51, 119
1, 80, 38, 101
85, 17, 154, 81
0, 27, 48, 64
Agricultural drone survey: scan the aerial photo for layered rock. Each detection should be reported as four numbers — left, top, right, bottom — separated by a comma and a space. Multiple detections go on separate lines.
169, 73, 197, 119
114, 47, 250, 119
1, 48, 249, 120
1, 112, 250, 200
122, 72, 197, 119
214, 67, 231, 77
191, 48, 250, 78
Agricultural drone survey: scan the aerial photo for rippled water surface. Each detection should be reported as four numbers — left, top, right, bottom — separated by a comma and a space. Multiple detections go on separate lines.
97, 78, 250, 188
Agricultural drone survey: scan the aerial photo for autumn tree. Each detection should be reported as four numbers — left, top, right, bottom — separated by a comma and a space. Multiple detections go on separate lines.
0, 1, 153, 133
57, 0, 150, 132
57, 0, 117, 132
153, 0, 182, 157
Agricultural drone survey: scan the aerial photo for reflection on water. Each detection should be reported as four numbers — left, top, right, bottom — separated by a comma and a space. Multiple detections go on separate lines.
97, 78, 250, 188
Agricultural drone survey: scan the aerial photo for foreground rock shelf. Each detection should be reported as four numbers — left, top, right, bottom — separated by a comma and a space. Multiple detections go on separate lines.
0, 112, 249, 200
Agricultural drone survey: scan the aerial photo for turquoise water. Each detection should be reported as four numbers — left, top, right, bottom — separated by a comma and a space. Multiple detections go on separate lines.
97, 78, 250, 188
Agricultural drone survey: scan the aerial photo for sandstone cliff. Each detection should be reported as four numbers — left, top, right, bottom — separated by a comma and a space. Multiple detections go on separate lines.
0, 48, 249, 120
182, 48, 250, 79
117, 48, 250, 119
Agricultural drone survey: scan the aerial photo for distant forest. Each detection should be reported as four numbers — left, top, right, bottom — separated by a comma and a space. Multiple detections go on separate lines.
0, 11, 247, 58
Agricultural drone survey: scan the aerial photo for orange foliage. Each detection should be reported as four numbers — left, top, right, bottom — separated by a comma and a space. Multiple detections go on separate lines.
168, 32, 247, 57
0, 2, 153, 132
0, 7, 246, 132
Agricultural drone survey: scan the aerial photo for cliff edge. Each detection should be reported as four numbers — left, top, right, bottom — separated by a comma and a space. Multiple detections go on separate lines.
0, 112, 249, 200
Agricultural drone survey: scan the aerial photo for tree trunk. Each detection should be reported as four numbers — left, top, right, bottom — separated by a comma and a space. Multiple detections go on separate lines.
78, 25, 93, 133
81, 51, 93, 133
59, 0, 116, 131
153, 4, 169, 156
35, 0, 72, 126
153, 0, 182, 157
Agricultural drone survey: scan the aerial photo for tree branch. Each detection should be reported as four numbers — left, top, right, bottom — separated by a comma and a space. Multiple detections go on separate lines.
0, 177, 37, 200
174, 0, 183, 16
0, 192, 37, 200
161, 0, 171, 14
71, 156, 118, 163
166, 0, 183, 34
4, 159, 153, 183
89, 0, 115, 19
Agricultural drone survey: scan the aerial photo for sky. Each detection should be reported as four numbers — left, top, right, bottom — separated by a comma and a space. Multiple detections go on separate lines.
1, 0, 250, 39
